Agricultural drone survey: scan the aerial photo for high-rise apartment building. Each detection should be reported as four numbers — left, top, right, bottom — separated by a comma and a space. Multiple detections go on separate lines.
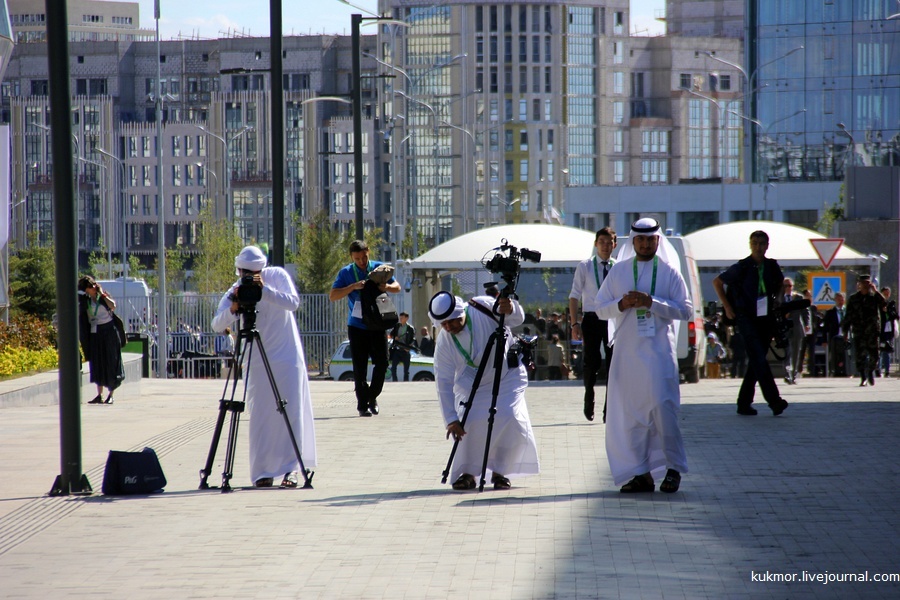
8, 0, 153, 43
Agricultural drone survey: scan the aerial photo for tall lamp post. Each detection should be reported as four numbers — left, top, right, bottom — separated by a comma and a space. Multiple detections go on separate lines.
154, 0, 168, 379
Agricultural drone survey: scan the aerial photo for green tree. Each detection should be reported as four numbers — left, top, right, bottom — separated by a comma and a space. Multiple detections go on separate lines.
8, 233, 57, 321
87, 239, 111, 279
291, 212, 353, 293
399, 220, 426, 260
191, 208, 244, 293
816, 185, 845, 236
147, 248, 187, 294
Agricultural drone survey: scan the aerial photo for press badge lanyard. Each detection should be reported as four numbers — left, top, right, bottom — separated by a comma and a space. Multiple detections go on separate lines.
593, 257, 614, 288
451, 307, 477, 367
633, 257, 658, 337
352, 261, 371, 282
350, 261, 370, 319
756, 262, 768, 317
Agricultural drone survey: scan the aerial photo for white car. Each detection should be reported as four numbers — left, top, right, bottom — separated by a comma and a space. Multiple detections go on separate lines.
328, 341, 436, 382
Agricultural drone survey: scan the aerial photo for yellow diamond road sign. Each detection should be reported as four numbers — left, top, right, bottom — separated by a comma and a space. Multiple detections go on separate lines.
809, 238, 843, 270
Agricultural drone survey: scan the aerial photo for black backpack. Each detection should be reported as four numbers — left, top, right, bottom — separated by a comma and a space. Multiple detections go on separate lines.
359, 280, 399, 331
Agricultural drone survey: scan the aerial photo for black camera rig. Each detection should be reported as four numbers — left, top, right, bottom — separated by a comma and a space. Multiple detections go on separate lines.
483, 239, 541, 293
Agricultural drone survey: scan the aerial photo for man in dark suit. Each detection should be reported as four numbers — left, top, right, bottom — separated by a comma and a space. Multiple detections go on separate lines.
822, 292, 848, 377
781, 278, 807, 384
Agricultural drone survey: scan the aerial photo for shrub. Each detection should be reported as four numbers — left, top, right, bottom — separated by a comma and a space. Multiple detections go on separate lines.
0, 346, 58, 378
0, 315, 60, 378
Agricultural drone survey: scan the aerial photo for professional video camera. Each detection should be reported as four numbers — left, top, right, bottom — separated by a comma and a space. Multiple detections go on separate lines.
771, 298, 811, 351
483, 239, 541, 290
236, 273, 263, 306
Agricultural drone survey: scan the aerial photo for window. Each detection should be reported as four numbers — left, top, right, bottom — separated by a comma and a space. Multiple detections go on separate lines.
613, 160, 624, 183
613, 42, 623, 64
720, 75, 731, 91
613, 130, 624, 153
520, 130, 528, 151
505, 160, 513, 182
613, 102, 624, 124
613, 72, 624, 95
172, 136, 181, 157
614, 11, 624, 35
172, 165, 181, 186
679, 73, 692, 90
519, 99, 527, 121
520, 160, 529, 181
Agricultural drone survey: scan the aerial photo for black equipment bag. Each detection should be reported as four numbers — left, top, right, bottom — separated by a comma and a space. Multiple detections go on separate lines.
102, 447, 167, 495
360, 280, 399, 331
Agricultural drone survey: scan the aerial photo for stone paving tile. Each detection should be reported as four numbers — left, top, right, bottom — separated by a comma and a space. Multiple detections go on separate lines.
0, 378, 899, 598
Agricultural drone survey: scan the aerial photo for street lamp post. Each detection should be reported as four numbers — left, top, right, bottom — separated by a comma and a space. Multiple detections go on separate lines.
193, 124, 253, 224
154, 0, 168, 379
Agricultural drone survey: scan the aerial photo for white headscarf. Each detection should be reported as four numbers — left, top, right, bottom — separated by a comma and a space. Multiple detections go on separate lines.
428, 291, 465, 327
615, 217, 683, 280
235, 246, 268, 272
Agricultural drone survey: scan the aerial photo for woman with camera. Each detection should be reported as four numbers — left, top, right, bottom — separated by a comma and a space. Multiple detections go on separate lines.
77, 275, 124, 404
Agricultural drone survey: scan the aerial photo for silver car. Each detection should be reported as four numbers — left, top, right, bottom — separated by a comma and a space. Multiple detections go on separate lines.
328, 341, 436, 382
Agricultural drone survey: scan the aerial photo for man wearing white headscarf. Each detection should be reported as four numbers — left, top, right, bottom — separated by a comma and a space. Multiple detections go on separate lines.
429, 291, 540, 491
596, 218, 691, 493
211, 245, 317, 488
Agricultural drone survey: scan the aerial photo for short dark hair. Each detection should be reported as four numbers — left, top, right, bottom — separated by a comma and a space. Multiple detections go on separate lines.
595, 227, 617, 244
349, 239, 368, 253
399, 312, 409, 317
749, 230, 769, 243
77, 275, 97, 292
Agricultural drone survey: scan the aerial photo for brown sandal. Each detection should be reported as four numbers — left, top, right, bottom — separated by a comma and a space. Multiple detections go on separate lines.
491, 474, 511, 490
659, 469, 681, 493
451, 473, 476, 491
620, 473, 654, 493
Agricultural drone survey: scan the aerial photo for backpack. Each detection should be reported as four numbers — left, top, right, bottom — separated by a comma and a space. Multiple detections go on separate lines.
359, 280, 399, 331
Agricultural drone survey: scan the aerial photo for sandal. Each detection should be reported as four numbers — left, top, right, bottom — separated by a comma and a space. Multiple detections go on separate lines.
254, 477, 274, 488
659, 469, 681, 493
620, 474, 654, 493
280, 473, 299, 488
491, 474, 511, 490
451, 473, 476, 491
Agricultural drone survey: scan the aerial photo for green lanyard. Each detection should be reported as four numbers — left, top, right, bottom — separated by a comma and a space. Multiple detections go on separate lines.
757, 263, 766, 295
90, 298, 101, 317
632, 256, 658, 295
593, 257, 614, 288
352, 261, 370, 282
451, 307, 476, 367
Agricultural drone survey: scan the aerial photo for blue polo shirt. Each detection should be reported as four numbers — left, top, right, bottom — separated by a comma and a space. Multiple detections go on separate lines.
332, 260, 395, 329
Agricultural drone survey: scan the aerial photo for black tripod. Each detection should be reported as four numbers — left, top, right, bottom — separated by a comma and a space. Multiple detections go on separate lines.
440, 288, 515, 493
199, 307, 313, 492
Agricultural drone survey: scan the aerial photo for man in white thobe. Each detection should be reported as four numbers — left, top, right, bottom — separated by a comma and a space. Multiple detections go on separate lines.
212, 246, 317, 488
596, 218, 691, 493
430, 291, 540, 491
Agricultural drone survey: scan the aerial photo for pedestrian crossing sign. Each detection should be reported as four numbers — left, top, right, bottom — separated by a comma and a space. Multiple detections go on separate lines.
808, 272, 845, 309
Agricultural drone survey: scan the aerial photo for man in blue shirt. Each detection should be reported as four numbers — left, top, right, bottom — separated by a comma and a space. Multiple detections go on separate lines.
329, 240, 401, 416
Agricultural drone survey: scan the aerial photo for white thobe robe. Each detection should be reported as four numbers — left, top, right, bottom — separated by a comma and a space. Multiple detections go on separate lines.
434, 297, 540, 483
596, 257, 691, 486
212, 267, 317, 483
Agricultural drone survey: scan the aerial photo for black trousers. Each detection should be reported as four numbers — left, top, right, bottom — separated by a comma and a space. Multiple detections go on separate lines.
348, 325, 388, 411
580, 312, 612, 402
390, 349, 411, 382
735, 315, 781, 409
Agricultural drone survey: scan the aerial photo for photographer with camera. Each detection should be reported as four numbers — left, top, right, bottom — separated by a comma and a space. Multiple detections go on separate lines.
430, 291, 540, 491
713, 230, 789, 417
843, 275, 885, 387
211, 246, 317, 488
330, 240, 401, 417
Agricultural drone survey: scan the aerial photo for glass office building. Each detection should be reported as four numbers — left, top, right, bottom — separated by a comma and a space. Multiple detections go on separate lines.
750, 1, 900, 182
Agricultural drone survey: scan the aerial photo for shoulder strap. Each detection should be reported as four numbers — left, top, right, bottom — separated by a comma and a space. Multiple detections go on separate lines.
468, 299, 499, 323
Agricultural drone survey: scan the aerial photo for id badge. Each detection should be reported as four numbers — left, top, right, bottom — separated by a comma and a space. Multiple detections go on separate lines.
756, 296, 768, 317
351, 300, 363, 319
636, 308, 655, 337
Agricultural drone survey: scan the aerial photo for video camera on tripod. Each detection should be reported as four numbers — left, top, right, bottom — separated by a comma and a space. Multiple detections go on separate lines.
230, 273, 264, 329
483, 240, 541, 292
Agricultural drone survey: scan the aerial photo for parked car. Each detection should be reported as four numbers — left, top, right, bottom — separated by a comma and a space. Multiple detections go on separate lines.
328, 341, 436, 382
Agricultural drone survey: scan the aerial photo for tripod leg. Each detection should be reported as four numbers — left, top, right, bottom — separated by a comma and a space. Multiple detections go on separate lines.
252, 333, 314, 489
479, 323, 509, 493
441, 331, 498, 484
220, 332, 251, 492
199, 336, 246, 490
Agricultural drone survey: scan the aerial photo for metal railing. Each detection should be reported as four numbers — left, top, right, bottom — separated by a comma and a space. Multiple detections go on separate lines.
121, 293, 349, 378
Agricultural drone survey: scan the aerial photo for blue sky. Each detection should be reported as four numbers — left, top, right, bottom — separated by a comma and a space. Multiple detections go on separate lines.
137, 0, 665, 40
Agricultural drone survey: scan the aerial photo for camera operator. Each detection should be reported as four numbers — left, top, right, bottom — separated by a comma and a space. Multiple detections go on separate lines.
430, 291, 540, 491
211, 246, 317, 488
713, 230, 789, 417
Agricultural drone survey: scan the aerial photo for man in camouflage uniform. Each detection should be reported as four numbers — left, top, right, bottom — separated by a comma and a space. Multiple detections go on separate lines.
843, 275, 885, 387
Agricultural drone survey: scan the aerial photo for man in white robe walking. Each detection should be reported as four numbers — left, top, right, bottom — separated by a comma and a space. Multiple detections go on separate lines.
212, 246, 317, 488
429, 291, 540, 491
596, 218, 691, 493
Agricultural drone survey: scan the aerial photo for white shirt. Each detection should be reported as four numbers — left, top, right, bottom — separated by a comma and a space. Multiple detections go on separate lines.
569, 256, 614, 314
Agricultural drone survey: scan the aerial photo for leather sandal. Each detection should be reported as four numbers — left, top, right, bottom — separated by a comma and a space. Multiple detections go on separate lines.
491, 474, 511, 490
254, 477, 274, 487
451, 473, 476, 491
620, 474, 654, 493
659, 469, 681, 493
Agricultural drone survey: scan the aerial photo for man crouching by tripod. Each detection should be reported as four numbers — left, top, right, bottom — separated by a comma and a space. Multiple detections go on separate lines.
211, 246, 317, 488
429, 291, 540, 491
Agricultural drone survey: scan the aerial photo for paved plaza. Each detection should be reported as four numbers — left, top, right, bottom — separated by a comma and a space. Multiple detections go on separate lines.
1, 374, 898, 599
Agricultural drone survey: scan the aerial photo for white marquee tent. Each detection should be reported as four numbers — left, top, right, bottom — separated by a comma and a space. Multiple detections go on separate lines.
684, 221, 877, 270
